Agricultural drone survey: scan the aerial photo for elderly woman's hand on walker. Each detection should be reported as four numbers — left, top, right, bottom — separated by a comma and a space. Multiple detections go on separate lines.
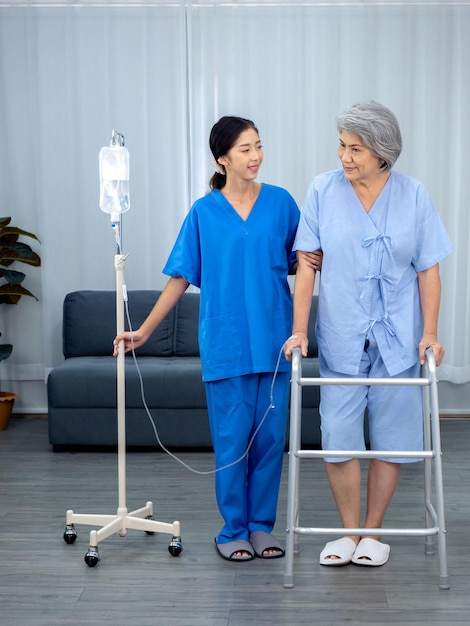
284, 331, 309, 361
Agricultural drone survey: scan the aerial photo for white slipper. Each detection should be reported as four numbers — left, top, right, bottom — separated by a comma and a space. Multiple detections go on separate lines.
351, 538, 390, 567
319, 537, 357, 566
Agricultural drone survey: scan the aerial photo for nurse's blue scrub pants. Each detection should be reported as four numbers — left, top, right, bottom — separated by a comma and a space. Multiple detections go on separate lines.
319, 337, 424, 464
205, 372, 289, 545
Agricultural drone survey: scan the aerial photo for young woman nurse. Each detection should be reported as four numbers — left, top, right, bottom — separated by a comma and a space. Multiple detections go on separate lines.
114, 116, 321, 561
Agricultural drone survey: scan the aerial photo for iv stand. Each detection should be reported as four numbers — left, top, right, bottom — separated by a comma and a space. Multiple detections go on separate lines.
62, 136, 182, 567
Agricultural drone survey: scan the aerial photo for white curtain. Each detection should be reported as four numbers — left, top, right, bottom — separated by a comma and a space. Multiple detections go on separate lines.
0, 0, 468, 412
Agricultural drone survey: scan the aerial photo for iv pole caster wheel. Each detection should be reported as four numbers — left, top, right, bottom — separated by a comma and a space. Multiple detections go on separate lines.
145, 515, 156, 535
63, 524, 78, 544
168, 536, 183, 557
84, 547, 100, 567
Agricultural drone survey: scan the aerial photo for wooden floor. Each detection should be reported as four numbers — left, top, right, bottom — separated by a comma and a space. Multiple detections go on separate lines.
0, 416, 469, 626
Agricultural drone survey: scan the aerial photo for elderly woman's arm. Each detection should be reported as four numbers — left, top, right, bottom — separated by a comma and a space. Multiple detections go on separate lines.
289, 250, 323, 274
417, 263, 445, 366
284, 250, 317, 361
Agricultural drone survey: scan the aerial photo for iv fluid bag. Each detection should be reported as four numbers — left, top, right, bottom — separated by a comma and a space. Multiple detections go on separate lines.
99, 144, 130, 214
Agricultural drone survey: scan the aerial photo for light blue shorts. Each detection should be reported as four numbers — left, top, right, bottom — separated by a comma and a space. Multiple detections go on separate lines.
319, 337, 423, 463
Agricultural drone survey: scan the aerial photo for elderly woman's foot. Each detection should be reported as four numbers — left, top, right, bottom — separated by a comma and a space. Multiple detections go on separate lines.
319, 537, 358, 566
351, 538, 390, 566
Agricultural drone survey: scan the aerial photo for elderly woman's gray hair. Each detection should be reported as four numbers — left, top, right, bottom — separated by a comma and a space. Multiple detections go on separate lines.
335, 101, 402, 172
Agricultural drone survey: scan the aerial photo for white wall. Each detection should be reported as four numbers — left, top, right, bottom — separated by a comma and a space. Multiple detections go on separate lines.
0, 0, 468, 414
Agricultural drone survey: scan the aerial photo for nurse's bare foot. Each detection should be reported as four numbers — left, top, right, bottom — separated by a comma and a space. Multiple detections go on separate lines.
250, 531, 285, 559
215, 539, 255, 561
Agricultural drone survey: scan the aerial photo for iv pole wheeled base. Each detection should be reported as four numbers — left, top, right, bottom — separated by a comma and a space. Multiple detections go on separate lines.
64, 503, 182, 567
62, 254, 182, 566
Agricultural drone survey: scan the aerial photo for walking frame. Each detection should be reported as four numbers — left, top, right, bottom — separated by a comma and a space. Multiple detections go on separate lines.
284, 347, 449, 590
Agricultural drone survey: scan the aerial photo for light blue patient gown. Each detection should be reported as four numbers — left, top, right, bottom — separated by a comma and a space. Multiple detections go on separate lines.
294, 169, 453, 456
163, 183, 299, 544
295, 169, 453, 375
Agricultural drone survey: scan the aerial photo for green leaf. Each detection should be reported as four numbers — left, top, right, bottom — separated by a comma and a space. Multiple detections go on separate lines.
0, 269, 26, 285
0, 283, 37, 304
0, 344, 13, 362
0, 242, 41, 267
0, 225, 40, 243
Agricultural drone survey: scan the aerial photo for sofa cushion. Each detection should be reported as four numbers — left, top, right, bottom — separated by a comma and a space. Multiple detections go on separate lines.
63, 290, 174, 358
48, 355, 207, 409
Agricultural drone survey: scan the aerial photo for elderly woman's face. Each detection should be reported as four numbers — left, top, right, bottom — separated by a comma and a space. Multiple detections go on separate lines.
338, 131, 384, 184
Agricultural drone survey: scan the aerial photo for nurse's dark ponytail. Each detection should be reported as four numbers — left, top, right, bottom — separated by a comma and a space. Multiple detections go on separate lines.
209, 116, 259, 190
209, 170, 226, 191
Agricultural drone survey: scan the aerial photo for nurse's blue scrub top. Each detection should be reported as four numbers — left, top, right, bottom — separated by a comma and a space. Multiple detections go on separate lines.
294, 169, 454, 377
163, 183, 299, 382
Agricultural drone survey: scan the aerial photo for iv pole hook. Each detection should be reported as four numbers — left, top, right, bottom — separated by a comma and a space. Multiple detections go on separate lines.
111, 130, 125, 147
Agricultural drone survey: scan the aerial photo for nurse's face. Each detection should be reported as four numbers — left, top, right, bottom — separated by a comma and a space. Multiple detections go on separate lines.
338, 131, 384, 185
218, 128, 264, 182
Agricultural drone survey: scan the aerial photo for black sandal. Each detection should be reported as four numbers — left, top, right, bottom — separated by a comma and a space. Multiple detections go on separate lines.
214, 538, 255, 561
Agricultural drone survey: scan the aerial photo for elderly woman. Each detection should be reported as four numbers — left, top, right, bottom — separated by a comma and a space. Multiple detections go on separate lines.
285, 101, 453, 567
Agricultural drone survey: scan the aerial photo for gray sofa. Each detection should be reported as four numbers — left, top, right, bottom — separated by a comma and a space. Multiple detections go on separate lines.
47, 290, 320, 450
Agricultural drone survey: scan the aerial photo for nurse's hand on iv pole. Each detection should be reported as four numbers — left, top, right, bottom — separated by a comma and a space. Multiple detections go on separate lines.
113, 330, 149, 356
284, 332, 309, 362
419, 332, 445, 367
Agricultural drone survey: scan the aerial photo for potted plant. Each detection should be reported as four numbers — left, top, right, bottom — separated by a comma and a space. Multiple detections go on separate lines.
0, 216, 41, 429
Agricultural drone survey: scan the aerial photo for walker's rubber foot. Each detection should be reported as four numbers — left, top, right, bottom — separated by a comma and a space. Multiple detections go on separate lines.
439, 576, 450, 590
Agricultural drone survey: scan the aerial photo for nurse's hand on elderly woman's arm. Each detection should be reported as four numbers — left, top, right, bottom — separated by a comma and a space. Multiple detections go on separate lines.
289, 249, 322, 274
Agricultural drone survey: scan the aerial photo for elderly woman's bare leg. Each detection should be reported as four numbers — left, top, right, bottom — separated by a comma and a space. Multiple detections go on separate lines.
320, 459, 362, 563
362, 459, 401, 540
